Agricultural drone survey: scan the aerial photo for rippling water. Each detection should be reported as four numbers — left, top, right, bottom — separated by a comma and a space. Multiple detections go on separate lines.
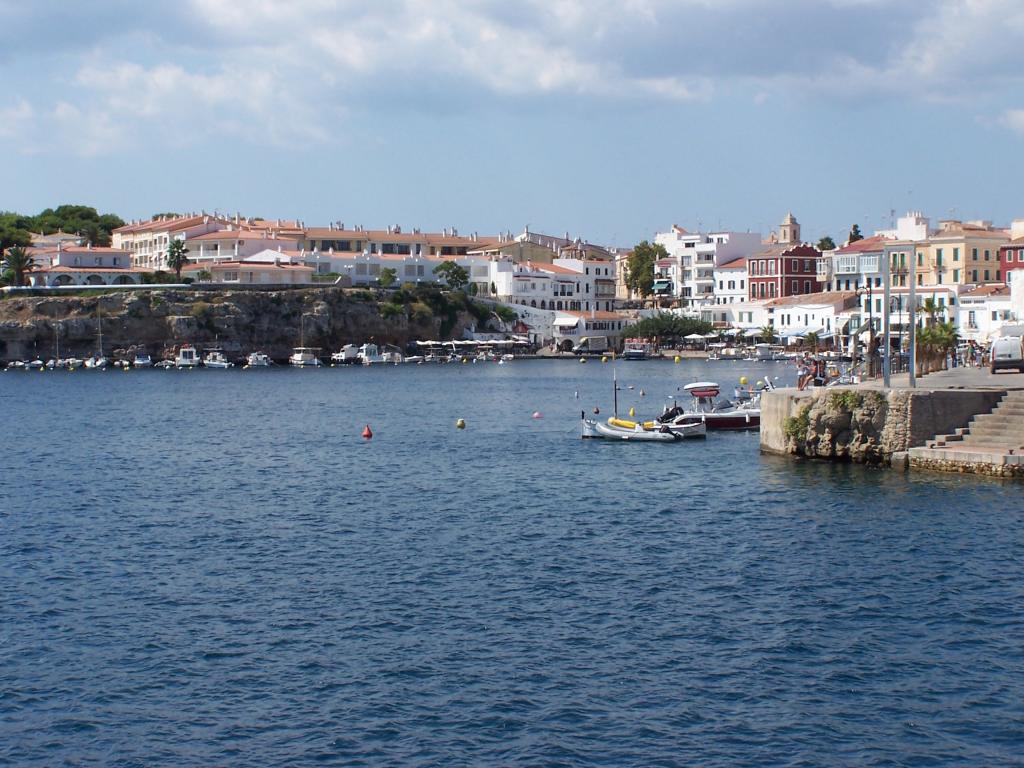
2, 360, 1022, 766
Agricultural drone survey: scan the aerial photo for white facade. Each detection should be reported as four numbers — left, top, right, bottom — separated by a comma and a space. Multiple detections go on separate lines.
957, 287, 1015, 342
712, 259, 748, 307
653, 226, 761, 309
874, 211, 932, 242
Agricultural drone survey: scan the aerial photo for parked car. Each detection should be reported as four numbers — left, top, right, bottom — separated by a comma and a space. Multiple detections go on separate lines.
990, 326, 1024, 374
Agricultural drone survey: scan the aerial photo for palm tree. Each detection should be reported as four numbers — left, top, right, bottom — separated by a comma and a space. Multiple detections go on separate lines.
759, 324, 777, 344
166, 239, 189, 281
920, 298, 944, 327
2, 246, 35, 287
803, 331, 820, 353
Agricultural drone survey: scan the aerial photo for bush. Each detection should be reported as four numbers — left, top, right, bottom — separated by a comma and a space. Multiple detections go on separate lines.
410, 301, 434, 324
381, 302, 404, 319
784, 405, 811, 443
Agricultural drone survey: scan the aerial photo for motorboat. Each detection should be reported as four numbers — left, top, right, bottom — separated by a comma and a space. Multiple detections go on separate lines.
658, 381, 766, 431
27, 359, 44, 370
175, 344, 201, 368
582, 417, 682, 442
289, 347, 322, 367
330, 344, 360, 365
203, 349, 234, 368
381, 345, 404, 365
622, 340, 651, 361
403, 355, 425, 364
6, 361, 27, 370
154, 360, 175, 369
133, 353, 152, 367
245, 351, 271, 368
61, 358, 82, 370
606, 416, 707, 439
357, 343, 386, 365
84, 355, 108, 369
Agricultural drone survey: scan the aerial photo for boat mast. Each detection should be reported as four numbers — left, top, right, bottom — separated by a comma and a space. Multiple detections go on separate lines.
613, 367, 618, 419
96, 302, 103, 357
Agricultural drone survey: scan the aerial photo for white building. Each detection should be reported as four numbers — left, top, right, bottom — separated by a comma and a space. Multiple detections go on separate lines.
27, 244, 143, 286
653, 226, 761, 309
113, 214, 231, 270
712, 256, 748, 307
957, 285, 1014, 342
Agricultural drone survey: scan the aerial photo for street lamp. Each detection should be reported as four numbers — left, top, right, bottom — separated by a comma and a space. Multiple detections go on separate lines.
855, 280, 874, 376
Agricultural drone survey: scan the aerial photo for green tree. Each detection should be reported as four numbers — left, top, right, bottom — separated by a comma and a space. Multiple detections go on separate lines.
379, 267, 398, 288
433, 261, 469, 291
759, 324, 778, 344
621, 312, 712, 346
0, 212, 33, 251
197, 269, 213, 282
816, 236, 836, 251
166, 239, 189, 281
848, 224, 863, 243
920, 297, 944, 327
2, 246, 36, 286
803, 330, 820, 352
625, 240, 668, 298
29, 204, 124, 246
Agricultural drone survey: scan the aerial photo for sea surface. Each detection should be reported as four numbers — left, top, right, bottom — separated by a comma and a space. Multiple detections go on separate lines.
1, 359, 1022, 767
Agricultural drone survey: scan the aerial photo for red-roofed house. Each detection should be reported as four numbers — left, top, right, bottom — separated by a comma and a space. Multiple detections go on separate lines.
747, 243, 822, 301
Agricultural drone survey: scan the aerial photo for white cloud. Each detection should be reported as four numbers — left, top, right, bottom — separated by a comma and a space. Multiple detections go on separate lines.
6, 0, 1024, 155
1000, 109, 1024, 134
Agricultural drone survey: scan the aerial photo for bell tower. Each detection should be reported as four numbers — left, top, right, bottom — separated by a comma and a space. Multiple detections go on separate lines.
779, 212, 800, 245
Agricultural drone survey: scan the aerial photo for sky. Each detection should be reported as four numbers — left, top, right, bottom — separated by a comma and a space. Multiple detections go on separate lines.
2, 0, 1024, 247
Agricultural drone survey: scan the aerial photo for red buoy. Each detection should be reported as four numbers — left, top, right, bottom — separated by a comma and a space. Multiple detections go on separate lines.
362, 424, 373, 440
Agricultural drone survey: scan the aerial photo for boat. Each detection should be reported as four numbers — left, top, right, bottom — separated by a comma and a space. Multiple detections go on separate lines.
381, 344, 404, 365
403, 355, 425, 364
658, 381, 766, 431
133, 352, 152, 367
582, 416, 682, 441
357, 343, 386, 365
84, 302, 108, 369
27, 358, 44, 370
60, 357, 82, 369
203, 349, 234, 368
606, 415, 707, 439
330, 344, 360, 365
6, 360, 27, 370
622, 339, 652, 361
175, 344, 201, 368
245, 351, 271, 367
154, 359, 175, 369
289, 347, 322, 367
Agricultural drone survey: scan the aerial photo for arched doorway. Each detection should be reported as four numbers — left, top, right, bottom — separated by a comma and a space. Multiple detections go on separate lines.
113, 275, 135, 285
559, 339, 574, 352
85, 275, 105, 285
51, 275, 74, 287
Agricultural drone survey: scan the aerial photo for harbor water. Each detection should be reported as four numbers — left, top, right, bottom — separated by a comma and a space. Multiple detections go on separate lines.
2, 360, 1022, 766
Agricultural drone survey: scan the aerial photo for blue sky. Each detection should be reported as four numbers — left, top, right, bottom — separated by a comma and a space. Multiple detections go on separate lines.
2, 0, 1023, 247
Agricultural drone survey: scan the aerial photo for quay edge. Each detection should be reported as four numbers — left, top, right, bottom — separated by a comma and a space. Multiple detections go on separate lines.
760, 386, 1007, 468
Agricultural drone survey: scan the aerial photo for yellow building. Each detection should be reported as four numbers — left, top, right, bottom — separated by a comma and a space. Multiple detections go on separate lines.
913, 220, 1009, 287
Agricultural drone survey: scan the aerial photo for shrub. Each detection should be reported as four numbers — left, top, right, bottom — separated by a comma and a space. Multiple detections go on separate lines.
828, 390, 862, 411
784, 405, 811, 443
381, 302, 404, 319
410, 301, 434, 324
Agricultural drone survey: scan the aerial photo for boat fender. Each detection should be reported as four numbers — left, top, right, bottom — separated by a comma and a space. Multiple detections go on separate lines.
593, 406, 600, 414
362, 424, 373, 439
456, 418, 466, 430
532, 411, 543, 419
628, 406, 635, 417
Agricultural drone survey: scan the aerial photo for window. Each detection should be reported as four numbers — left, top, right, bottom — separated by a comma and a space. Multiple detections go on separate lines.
972, 269, 978, 281
953, 269, 960, 282
791, 279, 798, 292
972, 248, 978, 260
804, 259, 811, 271
992, 311, 998, 321
936, 248, 943, 266
984, 250, 990, 261
769, 283, 776, 298
984, 269, 990, 281
917, 252, 923, 266
804, 280, 811, 293
740, 279, 744, 289
953, 247, 959, 261
997, 270, 1002, 281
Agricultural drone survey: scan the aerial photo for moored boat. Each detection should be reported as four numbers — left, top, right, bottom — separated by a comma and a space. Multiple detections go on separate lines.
659, 381, 766, 431
133, 352, 152, 367
203, 349, 234, 368
245, 351, 271, 367
175, 344, 201, 368
289, 347, 322, 367
582, 416, 682, 442
330, 344, 360, 365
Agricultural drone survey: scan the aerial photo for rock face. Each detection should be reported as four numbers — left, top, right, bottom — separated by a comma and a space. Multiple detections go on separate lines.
0, 288, 476, 362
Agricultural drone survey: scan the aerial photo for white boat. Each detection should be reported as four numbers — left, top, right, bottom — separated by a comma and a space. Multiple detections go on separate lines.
403, 355, 425, 364
606, 415, 707, 439
245, 351, 271, 367
582, 417, 682, 442
61, 357, 82, 369
330, 344, 360, 365
133, 353, 152, 367
154, 360, 175, 369
203, 350, 234, 368
84, 355, 108, 369
6, 361, 27, 370
357, 343, 386, 365
656, 381, 766, 431
27, 359, 44, 369
289, 347, 322, 367
175, 344, 201, 368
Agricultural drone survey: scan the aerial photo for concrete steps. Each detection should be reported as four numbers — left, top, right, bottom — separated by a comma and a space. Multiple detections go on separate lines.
921, 390, 1024, 461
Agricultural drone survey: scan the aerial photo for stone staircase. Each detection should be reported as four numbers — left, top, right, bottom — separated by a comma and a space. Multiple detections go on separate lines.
908, 390, 1024, 477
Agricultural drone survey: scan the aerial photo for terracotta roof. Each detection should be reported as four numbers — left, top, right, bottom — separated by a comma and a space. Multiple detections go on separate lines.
961, 284, 1010, 298
182, 261, 313, 271
526, 262, 580, 276
187, 229, 300, 242
114, 215, 223, 234
764, 290, 857, 308
835, 235, 892, 254
38, 265, 143, 273
29, 246, 130, 255
717, 257, 746, 268
564, 310, 628, 320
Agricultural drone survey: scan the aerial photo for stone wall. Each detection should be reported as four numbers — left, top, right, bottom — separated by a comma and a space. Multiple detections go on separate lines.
760, 387, 1006, 466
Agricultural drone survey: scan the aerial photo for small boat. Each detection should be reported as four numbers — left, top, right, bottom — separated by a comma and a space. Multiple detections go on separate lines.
245, 351, 271, 368
6, 360, 27, 370
175, 344, 201, 368
622, 340, 651, 361
203, 349, 234, 368
606, 416, 707, 439
289, 347, 322, 367
381, 344, 404, 365
357, 343, 386, 365
154, 359, 175, 369
27, 358, 45, 370
330, 344, 360, 365
657, 381, 765, 431
84, 355, 108, 369
61, 358, 82, 370
403, 355, 425, 364
582, 416, 681, 442
133, 353, 152, 367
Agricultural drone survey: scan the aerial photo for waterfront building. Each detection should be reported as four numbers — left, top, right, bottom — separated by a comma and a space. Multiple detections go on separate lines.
551, 310, 630, 351
996, 226, 1024, 285
653, 225, 762, 310
113, 214, 234, 270
184, 228, 303, 264
182, 256, 315, 285
764, 291, 857, 346
957, 284, 1015, 342
25, 244, 143, 287
747, 243, 822, 301
712, 256, 748, 306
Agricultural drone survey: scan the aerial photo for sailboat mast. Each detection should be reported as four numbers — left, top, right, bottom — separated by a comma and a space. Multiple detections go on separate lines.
613, 367, 618, 419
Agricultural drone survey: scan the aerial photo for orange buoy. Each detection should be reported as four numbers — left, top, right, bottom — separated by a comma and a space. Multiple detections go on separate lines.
362, 424, 373, 440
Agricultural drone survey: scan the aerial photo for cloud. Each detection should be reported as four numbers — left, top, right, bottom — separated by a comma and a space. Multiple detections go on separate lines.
1001, 109, 1024, 134
4, 0, 1024, 155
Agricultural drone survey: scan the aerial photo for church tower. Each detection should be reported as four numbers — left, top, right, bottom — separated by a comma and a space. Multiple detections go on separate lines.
779, 212, 800, 245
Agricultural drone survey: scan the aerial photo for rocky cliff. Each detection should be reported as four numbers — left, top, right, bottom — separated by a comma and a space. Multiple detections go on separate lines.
0, 288, 481, 362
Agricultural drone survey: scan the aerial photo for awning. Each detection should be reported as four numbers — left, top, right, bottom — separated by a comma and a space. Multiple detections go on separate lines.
684, 333, 705, 340
553, 317, 579, 328
744, 329, 761, 338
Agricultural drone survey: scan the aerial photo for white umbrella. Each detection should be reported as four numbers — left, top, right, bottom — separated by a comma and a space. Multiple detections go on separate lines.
684, 333, 705, 340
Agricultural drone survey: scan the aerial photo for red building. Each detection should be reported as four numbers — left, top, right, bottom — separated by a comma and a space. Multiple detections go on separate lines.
747, 244, 822, 301
998, 236, 1024, 283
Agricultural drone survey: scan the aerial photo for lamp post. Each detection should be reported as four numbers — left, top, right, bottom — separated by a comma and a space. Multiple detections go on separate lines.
856, 280, 874, 377
908, 241, 917, 388
882, 247, 891, 388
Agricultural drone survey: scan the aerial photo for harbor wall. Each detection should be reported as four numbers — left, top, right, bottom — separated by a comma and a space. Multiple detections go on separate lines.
760, 387, 1006, 466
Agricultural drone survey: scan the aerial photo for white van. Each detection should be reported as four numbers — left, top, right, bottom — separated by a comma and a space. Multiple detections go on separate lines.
990, 325, 1024, 374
